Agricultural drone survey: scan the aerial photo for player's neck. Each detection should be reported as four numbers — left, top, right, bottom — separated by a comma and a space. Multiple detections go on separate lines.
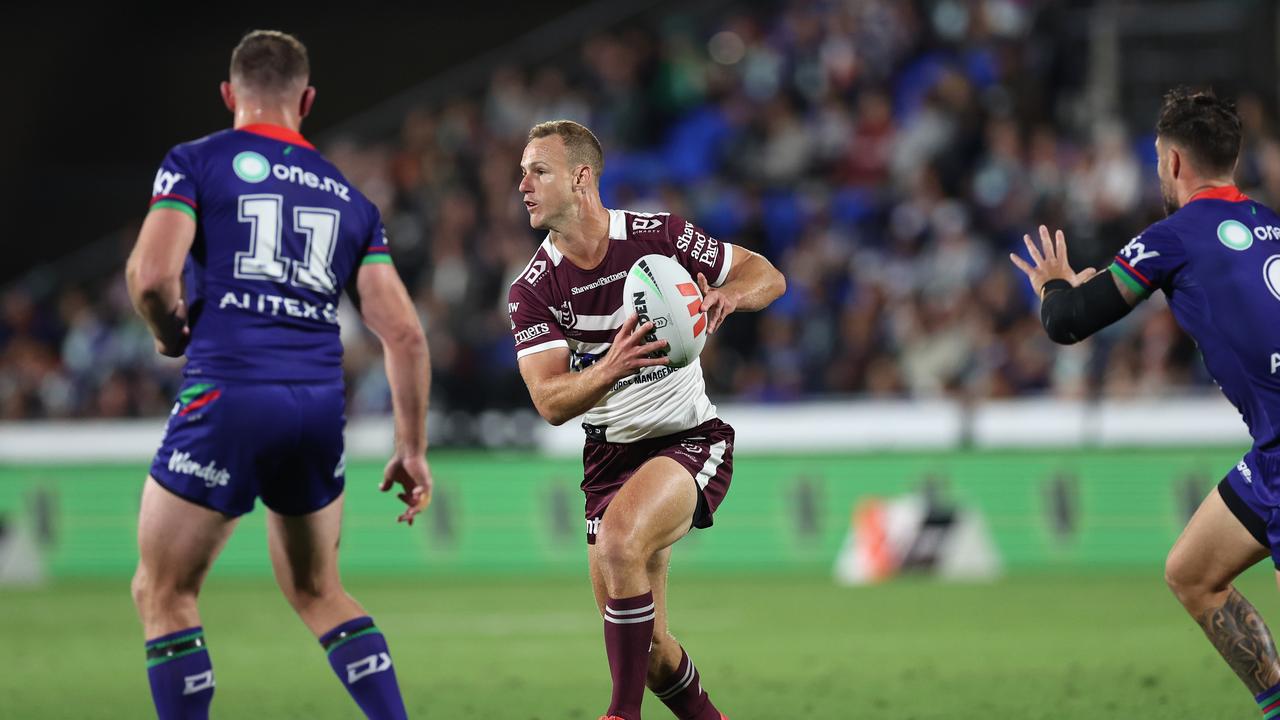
231, 106, 302, 132
1180, 178, 1235, 206
550, 204, 611, 270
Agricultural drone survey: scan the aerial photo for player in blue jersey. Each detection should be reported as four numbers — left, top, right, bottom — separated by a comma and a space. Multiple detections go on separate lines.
1012, 88, 1280, 715
125, 30, 430, 720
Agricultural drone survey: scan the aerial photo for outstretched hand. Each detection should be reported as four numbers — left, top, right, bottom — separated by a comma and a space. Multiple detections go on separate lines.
380, 453, 433, 525
1009, 225, 1098, 298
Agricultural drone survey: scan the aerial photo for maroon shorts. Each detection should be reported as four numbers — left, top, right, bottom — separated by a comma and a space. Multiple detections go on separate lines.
581, 418, 734, 544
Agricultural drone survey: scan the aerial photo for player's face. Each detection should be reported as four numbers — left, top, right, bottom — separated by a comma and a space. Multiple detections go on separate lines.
1155, 136, 1180, 216
519, 137, 573, 230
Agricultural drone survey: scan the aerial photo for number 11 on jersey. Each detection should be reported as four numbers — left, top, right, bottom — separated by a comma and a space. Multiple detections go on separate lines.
236, 193, 340, 293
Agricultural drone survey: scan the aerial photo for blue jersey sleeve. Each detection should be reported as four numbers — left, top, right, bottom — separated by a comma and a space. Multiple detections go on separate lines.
360, 208, 392, 266
1108, 223, 1185, 298
149, 145, 199, 220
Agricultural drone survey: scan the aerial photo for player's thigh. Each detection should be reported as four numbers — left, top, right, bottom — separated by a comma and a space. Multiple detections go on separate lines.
599, 456, 699, 557
267, 493, 346, 594
1167, 486, 1269, 594
136, 476, 239, 593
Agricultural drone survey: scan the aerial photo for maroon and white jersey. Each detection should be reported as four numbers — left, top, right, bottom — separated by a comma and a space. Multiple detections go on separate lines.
508, 208, 735, 443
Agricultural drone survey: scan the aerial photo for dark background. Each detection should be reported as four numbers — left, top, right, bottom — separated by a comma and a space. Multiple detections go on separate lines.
0, 2, 596, 283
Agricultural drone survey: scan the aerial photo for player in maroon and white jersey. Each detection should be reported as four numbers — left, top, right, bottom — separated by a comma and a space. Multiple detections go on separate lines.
509, 120, 785, 720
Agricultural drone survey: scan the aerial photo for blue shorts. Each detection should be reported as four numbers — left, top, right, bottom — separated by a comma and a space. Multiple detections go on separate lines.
1218, 450, 1280, 568
149, 379, 347, 517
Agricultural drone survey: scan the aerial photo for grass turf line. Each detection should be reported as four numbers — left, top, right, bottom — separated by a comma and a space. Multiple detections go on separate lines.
0, 570, 1271, 718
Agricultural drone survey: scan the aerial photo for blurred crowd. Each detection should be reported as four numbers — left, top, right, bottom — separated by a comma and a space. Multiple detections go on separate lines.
5, 0, 1280, 421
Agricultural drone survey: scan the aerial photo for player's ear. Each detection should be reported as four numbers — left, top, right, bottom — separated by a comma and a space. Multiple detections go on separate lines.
299, 86, 316, 120
574, 164, 592, 192
1170, 146, 1182, 180
220, 81, 236, 113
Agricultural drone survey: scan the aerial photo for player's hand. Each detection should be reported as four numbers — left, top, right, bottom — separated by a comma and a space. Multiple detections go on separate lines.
1009, 225, 1098, 299
154, 299, 191, 358
697, 272, 737, 334
598, 313, 669, 381
380, 452, 432, 525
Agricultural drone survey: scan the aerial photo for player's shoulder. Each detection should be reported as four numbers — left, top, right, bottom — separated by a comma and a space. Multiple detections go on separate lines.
509, 237, 559, 296
160, 128, 238, 165
1137, 214, 1183, 243
608, 208, 676, 241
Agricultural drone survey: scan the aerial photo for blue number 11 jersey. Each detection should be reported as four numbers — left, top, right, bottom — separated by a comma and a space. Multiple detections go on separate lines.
148, 123, 390, 383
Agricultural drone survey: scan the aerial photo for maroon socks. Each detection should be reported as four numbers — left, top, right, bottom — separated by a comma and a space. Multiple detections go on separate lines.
654, 647, 722, 720
603, 592, 656, 719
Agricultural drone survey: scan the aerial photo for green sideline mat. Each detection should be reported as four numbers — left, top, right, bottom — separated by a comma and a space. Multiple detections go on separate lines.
0, 447, 1246, 575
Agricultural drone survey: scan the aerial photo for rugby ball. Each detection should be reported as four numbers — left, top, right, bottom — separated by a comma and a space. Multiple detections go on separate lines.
623, 254, 708, 369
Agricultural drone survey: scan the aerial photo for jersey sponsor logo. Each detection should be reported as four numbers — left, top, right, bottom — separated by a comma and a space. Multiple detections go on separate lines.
586, 516, 602, 536
232, 151, 271, 183
1272, 353, 1280, 375
152, 168, 186, 197
514, 323, 550, 345
345, 653, 392, 684
182, 670, 215, 696
676, 221, 720, 267
1217, 220, 1254, 251
571, 270, 626, 295
1265, 255, 1280, 302
231, 153, 352, 201
632, 216, 663, 232
168, 450, 231, 488
610, 365, 673, 391
524, 259, 548, 285
1238, 459, 1254, 484
1118, 236, 1159, 266
508, 302, 519, 315
217, 291, 339, 324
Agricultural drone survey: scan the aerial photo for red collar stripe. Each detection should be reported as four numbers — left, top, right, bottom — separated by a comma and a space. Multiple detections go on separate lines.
238, 123, 315, 150
1188, 185, 1248, 203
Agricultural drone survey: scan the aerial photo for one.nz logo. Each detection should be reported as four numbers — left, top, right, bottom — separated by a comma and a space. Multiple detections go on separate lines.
232, 151, 271, 183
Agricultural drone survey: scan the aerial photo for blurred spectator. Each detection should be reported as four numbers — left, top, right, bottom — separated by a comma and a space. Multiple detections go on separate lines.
4, 0, 1264, 422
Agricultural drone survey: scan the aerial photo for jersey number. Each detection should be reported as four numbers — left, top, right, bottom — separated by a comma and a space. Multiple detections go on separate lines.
236, 194, 339, 293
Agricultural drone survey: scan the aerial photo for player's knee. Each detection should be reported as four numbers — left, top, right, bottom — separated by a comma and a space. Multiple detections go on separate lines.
279, 576, 339, 612
131, 567, 197, 618
1164, 550, 1221, 608
597, 532, 645, 573
130, 568, 149, 612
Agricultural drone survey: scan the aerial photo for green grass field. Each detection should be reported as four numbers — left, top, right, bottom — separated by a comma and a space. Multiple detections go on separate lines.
2, 568, 1274, 718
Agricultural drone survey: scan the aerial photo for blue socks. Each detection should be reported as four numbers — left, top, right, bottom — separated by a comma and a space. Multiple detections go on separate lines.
320, 616, 408, 719
145, 627, 215, 719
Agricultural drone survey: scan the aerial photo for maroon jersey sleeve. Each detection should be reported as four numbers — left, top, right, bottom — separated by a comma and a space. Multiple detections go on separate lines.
508, 278, 568, 360
663, 213, 735, 287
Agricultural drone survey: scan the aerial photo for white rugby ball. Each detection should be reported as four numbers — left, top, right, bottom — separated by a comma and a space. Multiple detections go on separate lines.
623, 254, 708, 369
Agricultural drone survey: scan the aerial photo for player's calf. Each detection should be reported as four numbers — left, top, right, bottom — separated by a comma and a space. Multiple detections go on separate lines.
648, 633, 723, 720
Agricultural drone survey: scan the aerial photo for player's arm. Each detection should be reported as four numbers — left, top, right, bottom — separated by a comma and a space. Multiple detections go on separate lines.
354, 261, 432, 524
1009, 225, 1139, 345
518, 314, 668, 426
126, 208, 195, 357
695, 246, 786, 334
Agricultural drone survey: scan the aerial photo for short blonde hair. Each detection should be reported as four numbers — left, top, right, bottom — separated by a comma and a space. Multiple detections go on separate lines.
528, 120, 604, 182
231, 30, 309, 94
